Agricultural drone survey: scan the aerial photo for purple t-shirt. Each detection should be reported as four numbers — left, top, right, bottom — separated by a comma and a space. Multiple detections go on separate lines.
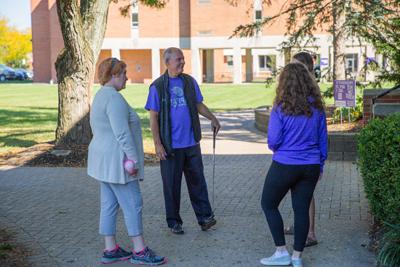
267, 104, 328, 173
145, 76, 203, 149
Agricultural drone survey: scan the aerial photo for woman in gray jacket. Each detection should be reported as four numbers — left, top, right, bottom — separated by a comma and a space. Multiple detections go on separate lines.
88, 57, 165, 265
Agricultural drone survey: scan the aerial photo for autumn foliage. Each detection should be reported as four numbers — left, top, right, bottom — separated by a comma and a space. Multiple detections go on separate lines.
0, 17, 31, 68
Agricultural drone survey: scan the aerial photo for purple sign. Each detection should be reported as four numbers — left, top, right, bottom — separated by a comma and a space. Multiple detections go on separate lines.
334, 80, 356, 107
320, 58, 329, 66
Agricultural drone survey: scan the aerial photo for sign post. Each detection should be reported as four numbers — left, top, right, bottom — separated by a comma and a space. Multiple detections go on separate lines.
333, 80, 356, 124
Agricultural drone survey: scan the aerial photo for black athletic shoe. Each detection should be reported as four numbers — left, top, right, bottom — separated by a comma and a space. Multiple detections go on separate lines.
101, 244, 132, 264
200, 216, 217, 231
170, 223, 184, 235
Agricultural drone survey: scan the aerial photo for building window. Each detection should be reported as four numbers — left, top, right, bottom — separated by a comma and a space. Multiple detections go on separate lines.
259, 55, 276, 71
131, 12, 138, 27
255, 10, 262, 21
345, 53, 358, 73
224, 56, 233, 67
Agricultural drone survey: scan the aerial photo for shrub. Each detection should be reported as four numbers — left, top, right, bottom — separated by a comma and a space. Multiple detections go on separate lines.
358, 113, 400, 224
332, 94, 364, 122
377, 223, 400, 267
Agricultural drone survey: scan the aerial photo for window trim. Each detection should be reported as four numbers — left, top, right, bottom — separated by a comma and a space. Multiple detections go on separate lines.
255, 10, 262, 22
131, 12, 139, 28
345, 53, 359, 73
258, 55, 276, 71
225, 55, 234, 68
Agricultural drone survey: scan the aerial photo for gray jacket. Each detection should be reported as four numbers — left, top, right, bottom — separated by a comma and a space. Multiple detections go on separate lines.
87, 86, 144, 183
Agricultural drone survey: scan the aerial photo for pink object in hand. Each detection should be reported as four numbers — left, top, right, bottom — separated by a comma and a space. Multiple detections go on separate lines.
124, 159, 137, 173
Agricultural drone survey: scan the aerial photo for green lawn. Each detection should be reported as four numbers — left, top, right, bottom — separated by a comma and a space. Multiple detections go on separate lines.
0, 82, 275, 153
0, 81, 368, 153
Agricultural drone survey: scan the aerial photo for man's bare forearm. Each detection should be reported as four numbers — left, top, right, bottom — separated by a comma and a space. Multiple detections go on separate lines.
197, 102, 216, 121
197, 102, 221, 133
149, 111, 162, 145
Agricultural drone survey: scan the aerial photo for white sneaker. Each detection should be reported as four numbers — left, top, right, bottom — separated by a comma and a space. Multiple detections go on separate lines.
291, 258, 303, 267
260, 254, 291, 266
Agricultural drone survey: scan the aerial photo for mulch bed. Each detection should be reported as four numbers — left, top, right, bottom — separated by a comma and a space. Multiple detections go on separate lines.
368, 220, 384, 253
0, 142, 159, 168
0, 228, 30, 267
327, 118, 364, 133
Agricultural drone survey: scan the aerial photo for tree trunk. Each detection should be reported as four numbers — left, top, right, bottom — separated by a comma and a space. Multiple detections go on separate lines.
332, 1, 346, 81
55, 0, 110, 145
55, 49, 94, 145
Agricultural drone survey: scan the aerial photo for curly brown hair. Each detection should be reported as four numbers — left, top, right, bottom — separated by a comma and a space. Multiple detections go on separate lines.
274, 62, 324, 117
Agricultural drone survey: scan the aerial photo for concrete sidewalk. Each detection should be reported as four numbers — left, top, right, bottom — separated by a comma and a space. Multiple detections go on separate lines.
0, 110, 375, 267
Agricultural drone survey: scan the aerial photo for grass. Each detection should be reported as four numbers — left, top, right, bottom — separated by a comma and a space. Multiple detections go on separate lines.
0, 81, 375, 153
0, 83, 58, 153
0, 82, 273, 153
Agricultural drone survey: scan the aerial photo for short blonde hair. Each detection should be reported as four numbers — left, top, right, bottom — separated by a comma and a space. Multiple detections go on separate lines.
97, 58, 127, 85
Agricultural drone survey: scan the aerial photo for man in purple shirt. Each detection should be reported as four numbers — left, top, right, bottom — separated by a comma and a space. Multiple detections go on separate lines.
145, 47, 220, 235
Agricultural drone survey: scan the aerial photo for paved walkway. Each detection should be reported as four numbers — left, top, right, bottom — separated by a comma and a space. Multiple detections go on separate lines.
0, 110, 375, 266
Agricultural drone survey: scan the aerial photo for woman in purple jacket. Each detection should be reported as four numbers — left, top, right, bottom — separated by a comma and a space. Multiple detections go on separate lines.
260, 62, 328, 267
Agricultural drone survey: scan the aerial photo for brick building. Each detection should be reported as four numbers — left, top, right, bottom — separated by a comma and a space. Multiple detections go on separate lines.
31, 0, 376, 84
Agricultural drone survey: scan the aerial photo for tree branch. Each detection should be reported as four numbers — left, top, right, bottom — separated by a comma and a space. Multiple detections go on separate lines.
119, 0, 168, 18
231, 0, 330, 38
80, 0, 111, 58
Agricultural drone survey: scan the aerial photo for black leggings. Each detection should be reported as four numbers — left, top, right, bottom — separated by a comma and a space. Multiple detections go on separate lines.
261, 160, 320, 252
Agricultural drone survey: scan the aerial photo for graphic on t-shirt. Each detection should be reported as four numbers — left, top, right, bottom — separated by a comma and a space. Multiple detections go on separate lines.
170, 86, 187, 108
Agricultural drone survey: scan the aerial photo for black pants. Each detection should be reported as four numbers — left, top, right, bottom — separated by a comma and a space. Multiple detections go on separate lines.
261, 160, 320, 252
160, 144, 213, 228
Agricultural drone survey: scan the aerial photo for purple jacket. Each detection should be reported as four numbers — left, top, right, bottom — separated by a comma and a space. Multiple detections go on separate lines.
267, 105, 328, 173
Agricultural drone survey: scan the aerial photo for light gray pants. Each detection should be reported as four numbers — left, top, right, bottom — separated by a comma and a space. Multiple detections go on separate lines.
99, 180, 143, 237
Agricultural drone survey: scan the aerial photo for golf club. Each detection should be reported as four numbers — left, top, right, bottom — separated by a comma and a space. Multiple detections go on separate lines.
212, 126, 216, 211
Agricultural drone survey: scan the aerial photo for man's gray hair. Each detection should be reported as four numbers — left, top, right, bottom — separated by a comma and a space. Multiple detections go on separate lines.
163, 47, 182, 64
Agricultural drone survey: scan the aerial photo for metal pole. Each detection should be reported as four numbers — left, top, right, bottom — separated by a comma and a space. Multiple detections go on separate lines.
340, 108, 343, 125
212, 127, 216, 211
348, 107, 351, 122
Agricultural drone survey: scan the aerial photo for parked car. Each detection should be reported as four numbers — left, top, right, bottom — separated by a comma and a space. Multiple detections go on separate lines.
14, 69, 26, 80
15, 68, 31, 80
0, 64, 16, 81
26, 71, 33, 80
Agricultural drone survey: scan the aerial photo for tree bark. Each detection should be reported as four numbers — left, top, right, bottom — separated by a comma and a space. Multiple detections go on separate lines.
332, 1, 346, 81
55, 0, 110, 145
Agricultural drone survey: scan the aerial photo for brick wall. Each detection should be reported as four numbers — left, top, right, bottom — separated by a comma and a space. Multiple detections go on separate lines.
31, 0, 51, 82
213, 49, 232, 82
49, 0, 63, 82
31, 0, 334, 83
121, 50, 152, 83
104, 1, 131, 38
94, 50, 112, 84
363, 89, 400, 124
139, 1, 180, 37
